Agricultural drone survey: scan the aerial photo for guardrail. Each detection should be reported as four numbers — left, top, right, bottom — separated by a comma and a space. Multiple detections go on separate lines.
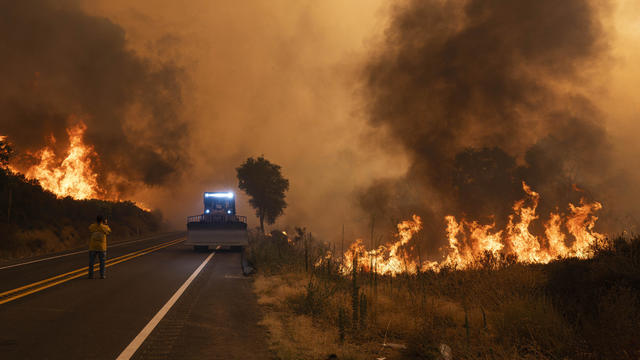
187, 214, 247, 224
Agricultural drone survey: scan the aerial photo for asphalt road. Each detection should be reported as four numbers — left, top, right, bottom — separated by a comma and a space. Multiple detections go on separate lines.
0, 233, 271, 359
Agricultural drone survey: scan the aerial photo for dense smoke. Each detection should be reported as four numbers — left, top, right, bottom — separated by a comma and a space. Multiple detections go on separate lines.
0, 0, 187, 195
361, 0, 620, 249
2, 0, 638, 242
0, 0, 404, 235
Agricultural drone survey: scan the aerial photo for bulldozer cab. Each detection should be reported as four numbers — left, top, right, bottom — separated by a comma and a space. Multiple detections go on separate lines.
204, 192, 236, 215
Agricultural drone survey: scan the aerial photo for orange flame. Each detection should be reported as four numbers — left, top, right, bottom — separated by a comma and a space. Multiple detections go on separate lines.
441, 182, 604, 268
566, 200, 604, 258
134, 202, 152, 212
341, 215, 423, 276
22, 121, 104, 200
327, 182, 605, 275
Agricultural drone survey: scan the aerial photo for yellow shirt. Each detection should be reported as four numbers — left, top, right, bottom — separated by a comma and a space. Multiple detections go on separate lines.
89, 223, 111, 251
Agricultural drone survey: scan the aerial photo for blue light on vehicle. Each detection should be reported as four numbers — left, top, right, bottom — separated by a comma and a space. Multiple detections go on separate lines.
205, 209, 210, 214
227, 210, 232, 214
204, 192, 234, 198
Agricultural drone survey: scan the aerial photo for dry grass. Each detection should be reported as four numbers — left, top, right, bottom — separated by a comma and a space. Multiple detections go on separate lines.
254, 273, 395, 360
248, 232, 640, 360
0, 225, 82, 258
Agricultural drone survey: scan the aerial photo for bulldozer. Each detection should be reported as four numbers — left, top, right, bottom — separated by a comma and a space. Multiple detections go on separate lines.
186, 191, 248, 251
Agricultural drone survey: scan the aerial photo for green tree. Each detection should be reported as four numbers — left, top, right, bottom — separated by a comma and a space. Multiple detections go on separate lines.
236, 156, 289, 233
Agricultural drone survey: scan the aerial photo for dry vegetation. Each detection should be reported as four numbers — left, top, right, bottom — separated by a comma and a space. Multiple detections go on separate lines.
0, 169, 162, 259
248, 230, 640, 360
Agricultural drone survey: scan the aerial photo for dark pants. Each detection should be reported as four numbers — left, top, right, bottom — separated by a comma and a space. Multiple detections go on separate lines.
88, 250, 106, 278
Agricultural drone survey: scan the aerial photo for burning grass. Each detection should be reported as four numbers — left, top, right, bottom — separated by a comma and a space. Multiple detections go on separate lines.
248, 230, 640, 360
338, 182, 605, 277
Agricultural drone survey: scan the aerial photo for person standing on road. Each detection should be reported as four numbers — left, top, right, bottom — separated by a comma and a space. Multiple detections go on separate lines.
88, 215, 111, 279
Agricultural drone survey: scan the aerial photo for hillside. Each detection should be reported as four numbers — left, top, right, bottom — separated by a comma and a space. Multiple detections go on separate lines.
0, 168, 161, 259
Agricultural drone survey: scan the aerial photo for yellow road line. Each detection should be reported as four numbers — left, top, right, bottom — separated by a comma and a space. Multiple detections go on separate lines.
0, 238, 183, 298
0, 238, 185, 305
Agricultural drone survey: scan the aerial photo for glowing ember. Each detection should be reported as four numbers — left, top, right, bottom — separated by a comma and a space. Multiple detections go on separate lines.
326, 182, 605, 275
22, 121, 104, 200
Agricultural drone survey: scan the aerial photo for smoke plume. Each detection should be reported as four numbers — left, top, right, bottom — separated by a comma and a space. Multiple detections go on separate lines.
1, 0, 405, 235
0, 0, 187, 195
361, 0, 621, 249
3, 0, 638, 244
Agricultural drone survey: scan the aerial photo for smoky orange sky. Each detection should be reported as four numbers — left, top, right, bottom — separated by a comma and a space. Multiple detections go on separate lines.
80, 0, 408, 239
3, 0, 640, 245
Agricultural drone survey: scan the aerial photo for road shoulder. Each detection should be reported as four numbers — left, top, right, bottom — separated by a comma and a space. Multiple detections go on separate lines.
132, 250, 273, 360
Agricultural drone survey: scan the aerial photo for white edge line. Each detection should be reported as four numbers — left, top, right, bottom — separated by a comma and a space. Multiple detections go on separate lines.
115, 252, 215, 360
0, 233, 182, 270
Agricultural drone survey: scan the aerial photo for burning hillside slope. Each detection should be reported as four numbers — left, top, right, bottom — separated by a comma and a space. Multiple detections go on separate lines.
0, 0, 187, 202
3, 120, 150, 211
